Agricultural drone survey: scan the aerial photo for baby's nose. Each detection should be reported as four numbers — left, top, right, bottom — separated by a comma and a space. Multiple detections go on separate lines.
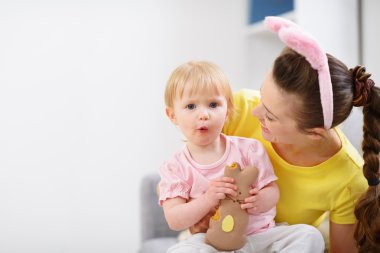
199, 110, 210, 120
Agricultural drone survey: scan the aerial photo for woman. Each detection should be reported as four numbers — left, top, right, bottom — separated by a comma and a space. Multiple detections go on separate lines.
223, 17, 380, 253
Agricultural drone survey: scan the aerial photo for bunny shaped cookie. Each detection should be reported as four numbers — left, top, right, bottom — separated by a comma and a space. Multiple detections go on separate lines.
206, 162, 258, 251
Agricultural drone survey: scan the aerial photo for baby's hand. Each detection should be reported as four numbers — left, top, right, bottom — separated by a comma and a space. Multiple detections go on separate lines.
204, 177, 237, 206
241, 187, 261, 213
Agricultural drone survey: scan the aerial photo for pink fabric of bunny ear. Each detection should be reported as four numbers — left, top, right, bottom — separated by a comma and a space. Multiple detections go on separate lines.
264, 16, 333, 129
264, 16, 296, 32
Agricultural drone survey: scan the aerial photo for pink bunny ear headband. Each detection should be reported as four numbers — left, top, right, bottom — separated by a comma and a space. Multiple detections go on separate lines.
264, 16, 333, 129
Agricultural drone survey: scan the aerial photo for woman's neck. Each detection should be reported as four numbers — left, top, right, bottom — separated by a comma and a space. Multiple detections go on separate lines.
272, 129, 342, 167
186, 135, 226, 165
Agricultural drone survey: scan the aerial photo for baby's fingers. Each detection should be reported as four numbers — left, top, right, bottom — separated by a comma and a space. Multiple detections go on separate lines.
222, 185, 238, 197
244, 195, 257, 204
241, 202, 258, 211
211, 177, 237, 190
249, 187, 259, 195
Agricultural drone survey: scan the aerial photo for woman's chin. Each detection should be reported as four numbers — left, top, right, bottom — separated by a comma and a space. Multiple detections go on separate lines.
261, 132, 275, 143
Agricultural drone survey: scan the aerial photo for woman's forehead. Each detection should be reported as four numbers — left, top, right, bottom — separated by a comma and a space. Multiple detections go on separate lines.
261, 73, 299, 117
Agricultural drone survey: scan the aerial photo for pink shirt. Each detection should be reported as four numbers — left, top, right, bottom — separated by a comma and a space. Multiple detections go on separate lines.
159, 134, 277, 235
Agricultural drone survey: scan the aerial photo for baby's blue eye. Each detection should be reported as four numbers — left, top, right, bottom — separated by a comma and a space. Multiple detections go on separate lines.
186, 104, 196, 110
209, 102, 218, 108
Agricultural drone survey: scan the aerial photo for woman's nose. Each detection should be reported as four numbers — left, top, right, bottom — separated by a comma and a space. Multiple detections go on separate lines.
251, 103, 263, 119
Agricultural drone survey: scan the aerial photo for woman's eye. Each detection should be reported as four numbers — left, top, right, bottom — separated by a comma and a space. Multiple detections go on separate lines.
209, 102, 218, 108
265, 113, 274, 122
186, 104, 196, 110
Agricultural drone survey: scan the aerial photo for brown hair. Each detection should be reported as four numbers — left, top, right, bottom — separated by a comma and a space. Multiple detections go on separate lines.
353, 68, 380, 252
272, 47, 353, 133
273, 47, 380, 252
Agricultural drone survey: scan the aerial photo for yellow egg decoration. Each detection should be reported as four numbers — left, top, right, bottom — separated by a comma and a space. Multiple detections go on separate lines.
211, 208, 220, 221
221, 215, 234, 232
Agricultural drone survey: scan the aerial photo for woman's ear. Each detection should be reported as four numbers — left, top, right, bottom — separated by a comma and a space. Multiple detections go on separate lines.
165, 107, 177, 125
306, 127, 326, 140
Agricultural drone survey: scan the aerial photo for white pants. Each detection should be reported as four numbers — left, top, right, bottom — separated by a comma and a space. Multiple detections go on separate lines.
167, 224, 325, 253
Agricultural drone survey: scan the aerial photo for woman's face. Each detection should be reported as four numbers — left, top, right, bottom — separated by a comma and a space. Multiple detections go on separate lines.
251, 72, 303, 144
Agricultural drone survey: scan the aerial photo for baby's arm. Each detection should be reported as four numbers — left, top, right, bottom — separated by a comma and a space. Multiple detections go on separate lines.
241, 181, 279, 214
162, 176, 237, 231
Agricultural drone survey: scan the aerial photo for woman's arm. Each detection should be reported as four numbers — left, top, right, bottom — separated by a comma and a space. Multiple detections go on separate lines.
162, 176, 237, 231
329, 221, 357, 253
241, 181, 279, 213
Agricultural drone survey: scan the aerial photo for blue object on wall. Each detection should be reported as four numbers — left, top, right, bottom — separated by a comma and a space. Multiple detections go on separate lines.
249, 0, 294, 24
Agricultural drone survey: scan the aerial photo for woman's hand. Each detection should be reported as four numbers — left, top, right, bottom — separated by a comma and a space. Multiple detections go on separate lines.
189, 206, 217, 234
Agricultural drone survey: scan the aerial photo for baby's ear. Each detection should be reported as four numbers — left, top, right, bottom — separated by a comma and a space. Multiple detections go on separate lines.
165, 107, 177, 125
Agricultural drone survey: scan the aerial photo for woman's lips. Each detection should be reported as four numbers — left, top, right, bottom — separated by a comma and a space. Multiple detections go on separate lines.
261, 125, 269, 133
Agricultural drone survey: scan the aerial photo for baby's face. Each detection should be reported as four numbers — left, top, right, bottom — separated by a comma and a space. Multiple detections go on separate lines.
169, 85, 228, 148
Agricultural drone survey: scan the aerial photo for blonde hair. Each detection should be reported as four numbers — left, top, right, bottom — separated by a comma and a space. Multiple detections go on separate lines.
164, 61, 234, 117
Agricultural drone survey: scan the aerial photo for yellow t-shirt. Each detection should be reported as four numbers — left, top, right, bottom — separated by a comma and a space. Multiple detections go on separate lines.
223, 89, 368, 226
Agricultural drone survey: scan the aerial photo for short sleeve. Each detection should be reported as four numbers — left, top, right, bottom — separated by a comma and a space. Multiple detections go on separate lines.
158, 161, 191, 206
330, 174, 368, 224
246, 140, 277, 190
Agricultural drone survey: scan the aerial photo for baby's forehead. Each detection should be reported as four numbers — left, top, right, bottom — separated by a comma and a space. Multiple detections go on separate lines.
180, 83, 222, 97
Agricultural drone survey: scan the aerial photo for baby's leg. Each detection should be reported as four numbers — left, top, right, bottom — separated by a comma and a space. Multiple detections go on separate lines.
167, 233, 216, 253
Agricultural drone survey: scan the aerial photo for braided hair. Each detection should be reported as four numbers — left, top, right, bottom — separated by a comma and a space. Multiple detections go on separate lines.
352, 66, 380, 253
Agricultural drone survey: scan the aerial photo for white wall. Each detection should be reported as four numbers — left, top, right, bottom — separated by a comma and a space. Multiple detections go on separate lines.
0, 1, 248, 252
363, 0, 380, 78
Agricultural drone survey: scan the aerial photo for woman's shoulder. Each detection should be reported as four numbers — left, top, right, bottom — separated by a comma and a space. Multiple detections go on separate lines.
233, 89, 261, 107
335, 128, 364, 168
223, 89, 262, 139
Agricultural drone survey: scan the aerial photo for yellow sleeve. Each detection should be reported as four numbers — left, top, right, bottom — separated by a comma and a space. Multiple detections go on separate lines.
223, 89, 262, 140
329, 129, 368, 224
330, 173, 368, 224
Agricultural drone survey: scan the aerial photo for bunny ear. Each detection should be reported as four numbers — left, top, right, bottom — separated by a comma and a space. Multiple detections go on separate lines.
264, 16, 333, 129
278, 26, 327, 70
264, 16, 297, 33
